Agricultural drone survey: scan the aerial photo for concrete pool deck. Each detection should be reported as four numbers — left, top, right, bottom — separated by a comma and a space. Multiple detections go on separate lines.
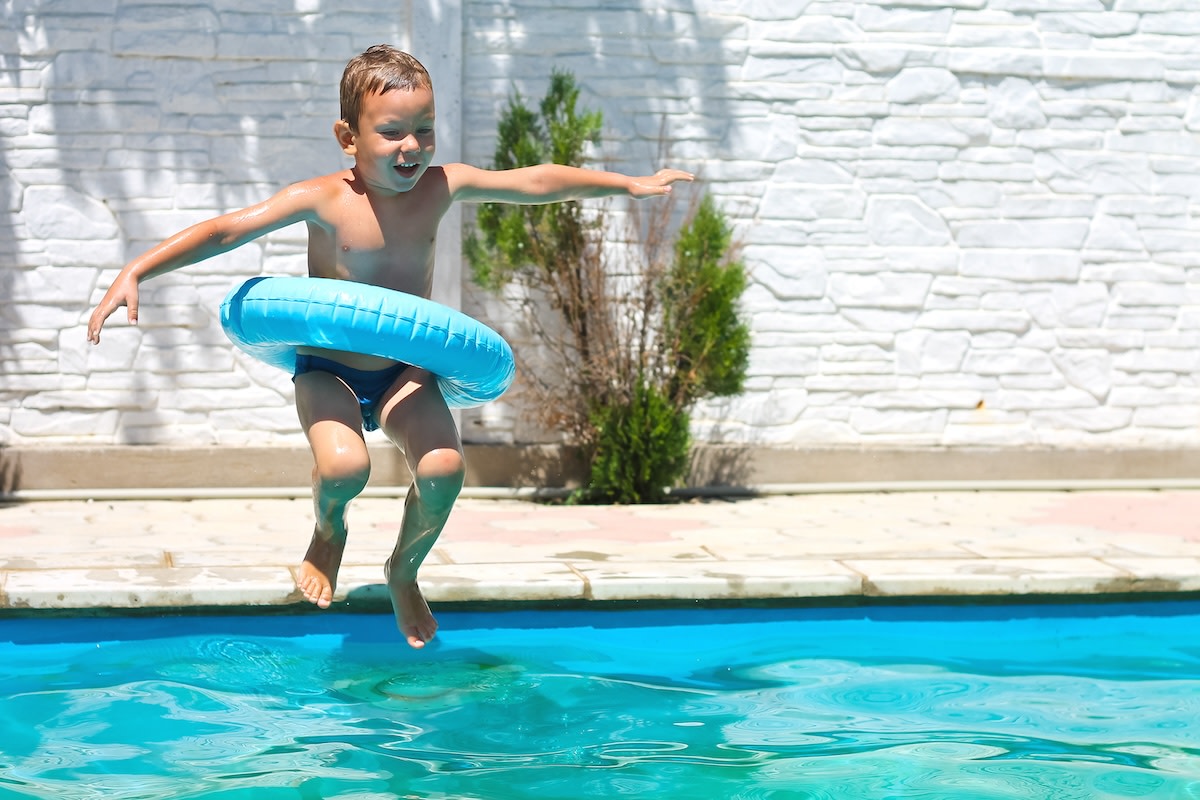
1, 486, 1199, 614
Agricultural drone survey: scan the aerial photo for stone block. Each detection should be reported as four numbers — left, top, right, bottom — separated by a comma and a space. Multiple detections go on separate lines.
855, 6, 953, 34
995, 387, 1098, 412
886, 67, 961, 104
759, 184, 867, 220
22, 185, 119, 240
896, 329, 971, 374
113, 29, 217, 60
964, 347, 1055, 376
988, 77, 1047, 129
917, 309, 1031, 334
10, 407, 120, 438
827, 272, 934, 309
59, 325, 140, 375
1084, 214, 1147, 251
12, 265, 97, 304
1043, 53, 1164, 82
948, 48, 1044, 78
1133, 404, 1200, 429
873, 118, 975, 147
955, 220, 1089, 249
840, 307, 922, 333
1113, 281, 1199, 307
1037, 12, 1139, 36
1033, 407, 1132, 434
748, 252, 828, 300
1051, 348, 1113, 399
1138, 11, 1200, 35
865, 196, 952, 246
850, 407, 948, 436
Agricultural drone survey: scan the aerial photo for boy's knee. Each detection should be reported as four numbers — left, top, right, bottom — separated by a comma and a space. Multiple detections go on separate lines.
413, 448, 465, 508
416, 448, 465, 482
314, 456, 371, 499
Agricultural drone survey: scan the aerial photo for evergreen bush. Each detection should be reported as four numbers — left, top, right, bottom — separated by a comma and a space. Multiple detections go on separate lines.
467, 70, 749, 503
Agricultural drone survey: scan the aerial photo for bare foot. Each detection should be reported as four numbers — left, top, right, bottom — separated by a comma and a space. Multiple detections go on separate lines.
385, 557, 438, 649
296, 530, 346, 609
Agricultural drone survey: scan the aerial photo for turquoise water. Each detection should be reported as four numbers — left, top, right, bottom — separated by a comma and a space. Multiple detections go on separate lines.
1, 603, 1199, 799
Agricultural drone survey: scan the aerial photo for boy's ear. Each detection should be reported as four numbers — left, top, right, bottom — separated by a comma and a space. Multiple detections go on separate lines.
334, 120, 357, 156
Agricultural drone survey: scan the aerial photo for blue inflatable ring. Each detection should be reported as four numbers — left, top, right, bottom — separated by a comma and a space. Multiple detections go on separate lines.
219, 276, 515, 408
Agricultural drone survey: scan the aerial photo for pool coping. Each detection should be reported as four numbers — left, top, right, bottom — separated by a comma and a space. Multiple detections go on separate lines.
2, 490, 1200, 616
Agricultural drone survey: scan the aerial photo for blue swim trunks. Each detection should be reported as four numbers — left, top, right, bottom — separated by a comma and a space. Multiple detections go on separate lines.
293, 354, 412, 432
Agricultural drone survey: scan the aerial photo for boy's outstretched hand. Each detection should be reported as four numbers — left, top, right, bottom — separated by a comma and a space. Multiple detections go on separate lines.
87, 275, 139, 344
628, 168, 695, 198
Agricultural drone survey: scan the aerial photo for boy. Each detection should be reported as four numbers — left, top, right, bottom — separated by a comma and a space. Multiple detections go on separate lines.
87, 44, 693, 648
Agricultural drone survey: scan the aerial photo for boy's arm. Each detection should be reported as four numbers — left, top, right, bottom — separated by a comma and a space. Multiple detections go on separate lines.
87, 181, 325, 344
445, 163, 693, 205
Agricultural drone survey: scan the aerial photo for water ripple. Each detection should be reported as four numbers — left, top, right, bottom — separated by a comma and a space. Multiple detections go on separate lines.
3, 610, 1200, 799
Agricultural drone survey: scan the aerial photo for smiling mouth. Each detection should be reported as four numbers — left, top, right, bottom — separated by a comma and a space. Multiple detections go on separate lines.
395, 162, 420, 172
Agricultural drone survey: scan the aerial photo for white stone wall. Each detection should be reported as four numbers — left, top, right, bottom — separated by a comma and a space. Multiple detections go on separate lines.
461, 0, 1200, 449
4, 0, 1200, 451
1, 1, 462, 446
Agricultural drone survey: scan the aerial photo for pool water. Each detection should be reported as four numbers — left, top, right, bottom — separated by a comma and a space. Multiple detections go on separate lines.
1, 603, 1198, 800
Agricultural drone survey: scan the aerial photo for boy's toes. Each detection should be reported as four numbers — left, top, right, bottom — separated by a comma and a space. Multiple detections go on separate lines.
406, 619, 437, 649
297, 574, 334, 608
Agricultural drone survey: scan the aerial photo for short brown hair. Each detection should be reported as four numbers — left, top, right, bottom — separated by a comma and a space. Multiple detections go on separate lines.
340, 45, 432, 130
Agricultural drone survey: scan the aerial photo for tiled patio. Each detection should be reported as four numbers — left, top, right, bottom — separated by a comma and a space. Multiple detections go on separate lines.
2, 488, 1198, 612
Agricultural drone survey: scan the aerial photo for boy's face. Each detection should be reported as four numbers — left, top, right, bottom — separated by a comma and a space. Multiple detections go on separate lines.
337, 86, 436, 195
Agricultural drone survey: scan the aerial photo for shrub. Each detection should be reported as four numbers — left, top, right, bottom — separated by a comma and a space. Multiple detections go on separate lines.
467, 71, 749, 503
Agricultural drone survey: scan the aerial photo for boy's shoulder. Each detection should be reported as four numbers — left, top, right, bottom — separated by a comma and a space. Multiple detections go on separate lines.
291, 169, 357, 193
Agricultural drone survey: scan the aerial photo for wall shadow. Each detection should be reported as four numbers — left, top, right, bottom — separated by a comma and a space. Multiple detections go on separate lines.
3, 3, 430, 453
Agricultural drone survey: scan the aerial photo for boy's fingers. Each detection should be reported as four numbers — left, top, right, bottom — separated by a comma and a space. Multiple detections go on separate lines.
658, 168, 694, 183
124, 285, 140, 326
87, 309, 106, 344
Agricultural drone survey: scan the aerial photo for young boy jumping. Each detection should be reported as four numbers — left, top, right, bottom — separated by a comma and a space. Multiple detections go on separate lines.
87, 45, 693, 648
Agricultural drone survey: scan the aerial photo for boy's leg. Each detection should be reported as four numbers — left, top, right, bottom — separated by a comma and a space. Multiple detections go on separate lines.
294, 371, 371, 608
376, 367, 465, 649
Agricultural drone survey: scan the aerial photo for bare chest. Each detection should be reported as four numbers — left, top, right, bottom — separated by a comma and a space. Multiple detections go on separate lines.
310, 188, 445, 295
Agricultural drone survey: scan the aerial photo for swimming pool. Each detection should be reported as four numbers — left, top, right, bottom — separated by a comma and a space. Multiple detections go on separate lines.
1, 602, 1198, 799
